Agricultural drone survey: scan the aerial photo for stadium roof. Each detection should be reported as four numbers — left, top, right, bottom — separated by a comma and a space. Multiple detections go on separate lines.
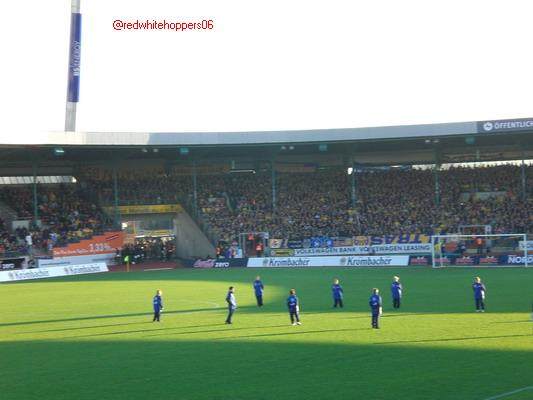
0, 117, 531, 175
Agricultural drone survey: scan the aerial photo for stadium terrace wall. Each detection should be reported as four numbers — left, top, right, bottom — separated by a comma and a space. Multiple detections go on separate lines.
174, 211, 216, 259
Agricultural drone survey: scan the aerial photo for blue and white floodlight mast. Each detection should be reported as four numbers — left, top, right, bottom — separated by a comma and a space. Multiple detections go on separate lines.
65, 0, 81, 132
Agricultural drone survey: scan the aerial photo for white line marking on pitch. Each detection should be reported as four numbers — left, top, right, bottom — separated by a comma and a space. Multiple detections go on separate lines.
143, 268, 173, 271
180, 299, 221, 308
482, 386, 533, 400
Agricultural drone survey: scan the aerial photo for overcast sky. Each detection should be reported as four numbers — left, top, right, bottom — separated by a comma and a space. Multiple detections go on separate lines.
0, 0, 532, 140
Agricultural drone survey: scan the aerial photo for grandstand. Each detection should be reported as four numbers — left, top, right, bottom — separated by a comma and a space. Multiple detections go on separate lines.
0, 118, 531, 267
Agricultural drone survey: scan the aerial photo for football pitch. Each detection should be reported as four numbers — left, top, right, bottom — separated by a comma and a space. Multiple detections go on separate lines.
1, 267, 532, 400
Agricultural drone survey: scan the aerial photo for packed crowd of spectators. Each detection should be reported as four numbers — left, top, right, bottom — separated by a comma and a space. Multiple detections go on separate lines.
0, 217, 27, 255
80, 168, 191, 206
1, 164, 529, 256
0, 219, 50, 256
195, 165, 532, 241
78, 163, 532, 243
0, 184, 111, 254
438, 165, 531, 234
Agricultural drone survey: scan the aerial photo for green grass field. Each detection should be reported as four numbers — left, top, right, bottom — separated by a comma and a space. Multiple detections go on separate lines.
1, 267, 532, 400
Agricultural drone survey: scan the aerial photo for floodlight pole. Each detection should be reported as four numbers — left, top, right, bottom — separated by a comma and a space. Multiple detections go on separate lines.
65, 0, 82, 132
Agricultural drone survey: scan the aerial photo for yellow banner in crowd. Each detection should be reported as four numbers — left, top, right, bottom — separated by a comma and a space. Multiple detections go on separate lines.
105, 204, 183, 215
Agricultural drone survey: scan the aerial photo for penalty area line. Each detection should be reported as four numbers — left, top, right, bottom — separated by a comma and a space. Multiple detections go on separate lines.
482, 386, 533, 400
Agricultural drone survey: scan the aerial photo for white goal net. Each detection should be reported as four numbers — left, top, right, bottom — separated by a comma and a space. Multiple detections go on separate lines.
431, 233, 529, 268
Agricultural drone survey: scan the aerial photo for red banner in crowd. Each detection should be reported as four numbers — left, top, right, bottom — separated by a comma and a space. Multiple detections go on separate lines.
53, 231, 125, 257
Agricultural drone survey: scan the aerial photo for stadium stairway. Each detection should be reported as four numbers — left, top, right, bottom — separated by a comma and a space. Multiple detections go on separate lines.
174, 209, 216, 259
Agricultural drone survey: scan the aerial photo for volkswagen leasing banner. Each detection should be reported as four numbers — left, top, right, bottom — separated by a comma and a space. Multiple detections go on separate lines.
247, 255, 409, 268
292, 244, 431, 256
0, 263, 109, 283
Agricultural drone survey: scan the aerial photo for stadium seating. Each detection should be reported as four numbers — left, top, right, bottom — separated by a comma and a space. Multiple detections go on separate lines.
84, 163, 533, 243
0, 164, 530, 255
0, 184, 111, 255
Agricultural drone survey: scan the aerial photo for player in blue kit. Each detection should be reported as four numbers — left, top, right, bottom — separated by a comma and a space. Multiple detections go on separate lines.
253, 276, 264, 307
152, 289, 163, 322
472, 277, 487, 312
391, 276, 403, 309
225, 286, 237, 324
287, 289, 301, 326
332, 278, 344, 308
369, 288, 382, 329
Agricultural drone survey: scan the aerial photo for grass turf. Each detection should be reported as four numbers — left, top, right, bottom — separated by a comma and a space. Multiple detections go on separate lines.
1, 267, 532, 400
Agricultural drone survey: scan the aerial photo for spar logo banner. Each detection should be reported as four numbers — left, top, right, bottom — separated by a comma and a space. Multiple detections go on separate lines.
270, 235, 430, 250
0, 263, 108, 283
293, 243, 431, 256
53, 231, 125, 257
478, 117, 533, 133
353, 234, 431, 246
247, 255, 409, 268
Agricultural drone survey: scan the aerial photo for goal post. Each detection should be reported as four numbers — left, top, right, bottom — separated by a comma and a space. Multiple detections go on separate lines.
431, 233, 529, 268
